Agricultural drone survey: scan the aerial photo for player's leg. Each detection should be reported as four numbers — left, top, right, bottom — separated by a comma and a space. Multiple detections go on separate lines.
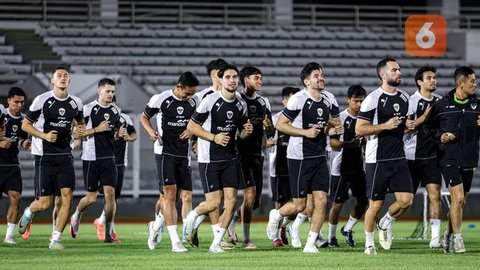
4, 190, 21, 244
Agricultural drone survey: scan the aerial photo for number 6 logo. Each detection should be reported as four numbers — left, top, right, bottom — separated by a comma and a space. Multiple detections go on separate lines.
405, 15, 446, 57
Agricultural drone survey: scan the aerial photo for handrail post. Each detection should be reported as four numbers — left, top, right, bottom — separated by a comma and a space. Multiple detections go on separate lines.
42, 0, 47, 22
355, 6, 360, 29
179, 3, 183, 24
131, 2, 135, 24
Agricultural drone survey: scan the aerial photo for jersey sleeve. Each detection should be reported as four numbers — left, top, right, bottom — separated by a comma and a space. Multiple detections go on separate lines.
329, 96, 340, 118
73, 97, 84, 123
25, 95, 44, 122
191, 96, 212, 125
144, 94, 162, 119
122, 114, 136, 134
282, 94, 302, 121
358, 93, 377, 122
407, 96, 417, 117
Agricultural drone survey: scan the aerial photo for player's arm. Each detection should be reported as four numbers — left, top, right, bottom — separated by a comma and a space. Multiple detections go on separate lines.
140, 112, 158, 141
21, 118, 57, 142
187, 120, 215, 143
277, 113, 321, 138
355, 117, 399, 136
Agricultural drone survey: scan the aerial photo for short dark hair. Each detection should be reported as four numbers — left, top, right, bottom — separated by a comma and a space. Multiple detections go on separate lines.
177, 71, 200, 87
454, 66, 475, 86
347, 85, 367, 98
281, 87, 300, 98
98, 78, 116, 88
376, 58, 397, 80
206, 58, 228, 76
300, 62, 323, 87
239, 66, 262, 87
52, 66, 69, 76
415, 66, 437, 89
8, 87, 26, 99
217, 64, 239, 78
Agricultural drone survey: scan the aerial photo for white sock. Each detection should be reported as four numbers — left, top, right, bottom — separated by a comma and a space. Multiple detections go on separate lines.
212, 227, 226, 246
271, 209, 283, 222
153, 212, 165, 231
6, 223, 15, 238
292, 213, 307, 232
52, 215, 56, 233
328, 223, 337, 240
52, 230, 62, 242
378, 212, 395, 230
305, 231, 319, 246
229, 210, 241, 228
430, 218, 441, 240
182, 219, 186, 236
211, 224, 219, 235
454, 233, 462, 239
194, 215, 206, 229
25, 207, 33, 218
365, 231, 375, 247
282, 217, 292, 228
167, 225, 180, 244
242, 223, 250, 241
72, 208, 83, 222
344, 215, 359, 231
98, 211, 106, 225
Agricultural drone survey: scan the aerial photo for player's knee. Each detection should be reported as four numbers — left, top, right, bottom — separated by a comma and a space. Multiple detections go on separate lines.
398, 196, 413, 209
293, 201, 306, 213
451, 193, 465, 205
8, 192, 21, 204
37, 200, 51, 211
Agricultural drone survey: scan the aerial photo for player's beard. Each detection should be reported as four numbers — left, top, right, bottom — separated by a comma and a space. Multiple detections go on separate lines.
387, 78, 401, 87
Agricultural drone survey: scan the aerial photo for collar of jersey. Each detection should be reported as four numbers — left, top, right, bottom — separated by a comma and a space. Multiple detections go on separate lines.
302, 88, 323, 102
50, 90, 70, 101
95, 100, 113, 108
378, 87, 399, 96
416, 90, 435, 101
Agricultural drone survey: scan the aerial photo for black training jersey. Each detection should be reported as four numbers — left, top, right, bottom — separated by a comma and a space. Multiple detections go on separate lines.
26, 90, 83, 156
191, 91, 248, 163
237, 92, 271, 156
0, 110, 28, 165
358, 87, 409, 163
269, 111, 290, 177
282, 89, 339, 160
81, 100, 123, 161
424, 89, 480, 167
330, 110, 364, 176
114, 113, 135, 166
144, 89, 197, 157
404, 91, 442, 160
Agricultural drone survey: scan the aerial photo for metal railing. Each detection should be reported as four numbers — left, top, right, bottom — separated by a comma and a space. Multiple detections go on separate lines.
1, 1, 480, 29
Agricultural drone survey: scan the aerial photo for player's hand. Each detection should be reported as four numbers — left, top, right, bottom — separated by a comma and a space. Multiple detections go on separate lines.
243, 119, 253, 135
148, 129, 158, 142
21, 139, 31, 150
263, 115, 272, 130
333, 125, 344, 136
95, 120, 110, 133
0, 127, 4, 138
73, 124, 85, 139
179, 129, 192, 140
0, 139, 12, 149
214, 132, 230, 146
477, 115, 480, 127
405, 118, 415, 130
304, 127, 321, 138
118, 124, 127, 139
384, 117, 400, 130
440, 132, 455, 144
352, 136, 363, 147
43, 130, 58, 143
191, 141, 198, 157
266, 138, 276, 148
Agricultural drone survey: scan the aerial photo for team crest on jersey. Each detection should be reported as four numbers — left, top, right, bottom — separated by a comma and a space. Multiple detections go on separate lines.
471, 103, 477, 110
177, 106, 184, 115
104, 113, 110, 121
393, 103, 400, 112
59, 108, 65, 116
249, 105, 257, 113
12, 125, 18, 132
226, 111, 233, 119
317, 108, 323, 116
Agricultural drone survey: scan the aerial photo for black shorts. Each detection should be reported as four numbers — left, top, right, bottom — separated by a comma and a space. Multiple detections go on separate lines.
270, 175, 291, 203
365, 159, 413, 201
83, 158, 117, 192
441, 166, 474, 192
35, 155, 75, 197
288, 157, 330, 199
155, 154, 192, 192
0, 166, 22, 195
408, 159, 442, 193
239, 154, 264, 195
330, 171, 366, 203
198, 159, 241, 194
98, 165, 125, 198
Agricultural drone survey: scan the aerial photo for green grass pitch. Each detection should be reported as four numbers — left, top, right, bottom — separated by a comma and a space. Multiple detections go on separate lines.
1, 221, 479, 269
